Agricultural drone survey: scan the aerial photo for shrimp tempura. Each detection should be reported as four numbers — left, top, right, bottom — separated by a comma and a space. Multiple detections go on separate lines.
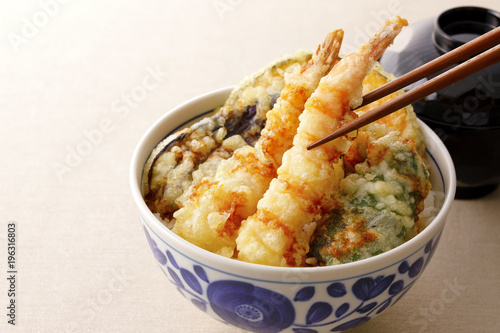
236, 16, 408, 266
172, 30, 344, 257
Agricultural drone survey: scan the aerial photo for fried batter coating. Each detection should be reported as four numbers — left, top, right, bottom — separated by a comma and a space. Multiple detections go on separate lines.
172, 30, 344, 257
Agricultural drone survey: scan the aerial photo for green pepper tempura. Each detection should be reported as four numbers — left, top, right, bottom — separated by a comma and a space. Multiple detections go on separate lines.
310, 132, 431, 265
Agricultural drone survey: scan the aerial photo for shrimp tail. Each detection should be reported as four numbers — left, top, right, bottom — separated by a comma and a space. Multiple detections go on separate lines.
302, 29, 344, 74
359, 16, 408, 61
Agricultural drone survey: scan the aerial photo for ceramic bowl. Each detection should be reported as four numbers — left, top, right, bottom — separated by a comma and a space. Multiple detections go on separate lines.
130, 87, 456, 332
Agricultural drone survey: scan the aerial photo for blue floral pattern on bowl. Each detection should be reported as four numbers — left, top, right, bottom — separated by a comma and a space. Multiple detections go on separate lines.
141, 222, 443, 332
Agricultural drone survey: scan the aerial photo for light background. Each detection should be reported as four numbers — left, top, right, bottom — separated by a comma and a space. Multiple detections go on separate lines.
0, 0, 499, 332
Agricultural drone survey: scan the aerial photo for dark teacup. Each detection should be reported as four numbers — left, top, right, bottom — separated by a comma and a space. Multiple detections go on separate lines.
380, 6, 500, 199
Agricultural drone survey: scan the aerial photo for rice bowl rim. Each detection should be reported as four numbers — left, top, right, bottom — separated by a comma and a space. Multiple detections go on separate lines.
130, 86, 456, 282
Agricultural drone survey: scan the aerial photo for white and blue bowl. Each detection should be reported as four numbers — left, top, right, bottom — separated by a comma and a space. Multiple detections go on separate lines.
130, 87, 456, 332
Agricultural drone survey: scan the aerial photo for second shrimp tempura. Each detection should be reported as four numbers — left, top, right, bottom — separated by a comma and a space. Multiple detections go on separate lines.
236, 16, 408, 266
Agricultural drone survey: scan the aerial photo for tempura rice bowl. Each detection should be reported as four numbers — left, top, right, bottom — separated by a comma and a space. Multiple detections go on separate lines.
130, 87, 456, 332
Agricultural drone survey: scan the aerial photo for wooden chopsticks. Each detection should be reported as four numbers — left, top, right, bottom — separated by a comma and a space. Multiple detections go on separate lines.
307, 26, 500, 150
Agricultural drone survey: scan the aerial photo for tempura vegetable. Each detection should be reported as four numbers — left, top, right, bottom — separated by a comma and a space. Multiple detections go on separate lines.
310, 131, 431, 265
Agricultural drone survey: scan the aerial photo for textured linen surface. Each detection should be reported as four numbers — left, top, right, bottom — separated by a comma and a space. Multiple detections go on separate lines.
0, 1, 499, 332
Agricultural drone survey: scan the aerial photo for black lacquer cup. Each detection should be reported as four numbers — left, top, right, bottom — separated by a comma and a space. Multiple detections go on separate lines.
380, 6, 500, 199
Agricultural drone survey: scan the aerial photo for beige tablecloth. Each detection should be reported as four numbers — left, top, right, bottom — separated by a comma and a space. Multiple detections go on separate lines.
1, 1, 499, 332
